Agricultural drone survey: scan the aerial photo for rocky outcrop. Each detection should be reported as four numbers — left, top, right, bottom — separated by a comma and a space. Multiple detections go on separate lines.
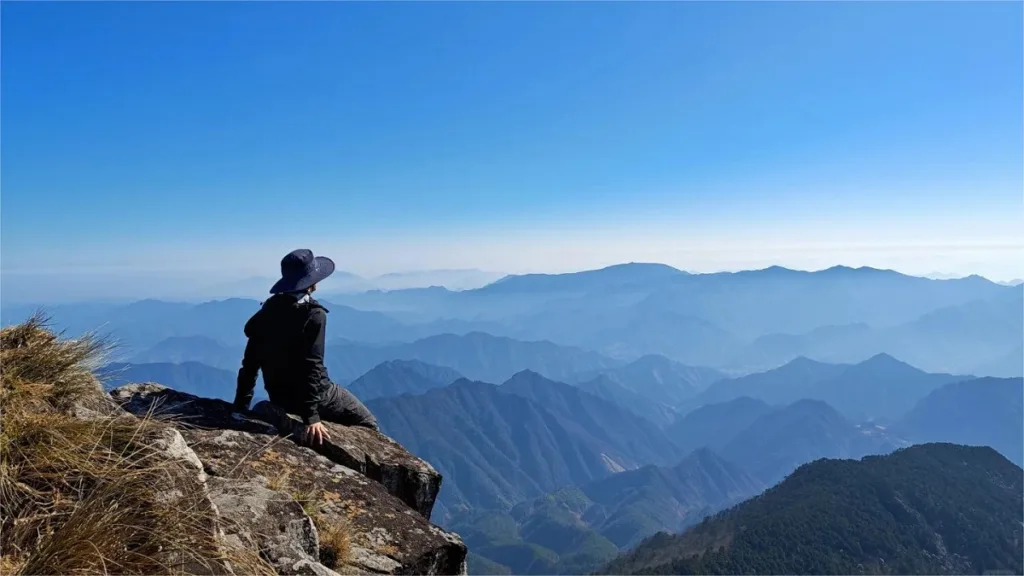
110, 384, 467, 575
251, 400, 441, 519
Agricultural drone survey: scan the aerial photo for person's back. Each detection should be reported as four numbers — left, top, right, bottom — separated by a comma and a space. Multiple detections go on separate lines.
241, 293, 325, 416
233, 249, 378, 445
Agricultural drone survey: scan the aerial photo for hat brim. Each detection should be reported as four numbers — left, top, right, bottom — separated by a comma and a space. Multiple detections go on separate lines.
269, 256, 336, 294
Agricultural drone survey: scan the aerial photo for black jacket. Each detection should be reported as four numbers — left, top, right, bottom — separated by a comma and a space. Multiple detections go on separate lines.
233, 294, 332, 425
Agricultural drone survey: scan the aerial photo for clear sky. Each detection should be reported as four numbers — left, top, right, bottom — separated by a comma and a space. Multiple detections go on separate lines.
2, 1, 1022, 300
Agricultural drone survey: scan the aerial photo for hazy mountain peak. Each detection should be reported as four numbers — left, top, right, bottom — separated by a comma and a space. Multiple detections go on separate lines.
345, 359, 464, 401
844, 352, 924, 377
784, 355, 826, 367
448, 376, 482, 388
596, 262, 685, 274
772, 355, 839, 374
750, 265, 800, 275
480, 262, 686, 293
860, 351, 908, 367
503, 369, 552, 385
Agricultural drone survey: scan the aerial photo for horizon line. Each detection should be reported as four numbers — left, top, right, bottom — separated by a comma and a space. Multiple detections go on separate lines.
1, 261, 1021, 282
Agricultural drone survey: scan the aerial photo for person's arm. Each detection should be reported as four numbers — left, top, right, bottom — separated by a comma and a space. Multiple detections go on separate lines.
233, 336, 260, 412
297, 307, 329, 425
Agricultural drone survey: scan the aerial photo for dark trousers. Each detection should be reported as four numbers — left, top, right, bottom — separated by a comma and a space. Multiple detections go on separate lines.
320, 384, 379, 430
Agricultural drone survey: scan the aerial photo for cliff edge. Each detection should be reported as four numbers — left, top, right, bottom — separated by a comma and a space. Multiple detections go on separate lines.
0, 315, 467, 575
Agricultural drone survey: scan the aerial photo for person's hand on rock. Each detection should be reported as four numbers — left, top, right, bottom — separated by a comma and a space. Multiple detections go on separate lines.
303, 422, 331, 445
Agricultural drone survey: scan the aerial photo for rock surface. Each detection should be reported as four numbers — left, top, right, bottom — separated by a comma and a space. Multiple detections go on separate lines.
251, 400, 442, 519
207, 476, 323, 575
110, 383, 467, 575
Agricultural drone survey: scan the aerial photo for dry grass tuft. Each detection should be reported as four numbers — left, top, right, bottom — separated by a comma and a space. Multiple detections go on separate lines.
0, 313, 109, 414
289, 488, 352, 569
316, 518, 353, 569
266, 469, 292, 492
0, 314, 274, 575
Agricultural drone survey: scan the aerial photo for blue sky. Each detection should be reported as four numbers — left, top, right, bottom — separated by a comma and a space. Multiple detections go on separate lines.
2, 1, 1021, 299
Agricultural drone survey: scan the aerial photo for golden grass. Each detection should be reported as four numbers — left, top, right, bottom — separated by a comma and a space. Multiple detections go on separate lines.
317, 518, 353, 570
289, 488, 352, 569
266, 468, 292, 492
0, 314, 274, 575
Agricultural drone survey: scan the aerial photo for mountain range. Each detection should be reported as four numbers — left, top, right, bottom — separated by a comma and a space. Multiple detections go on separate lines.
600, 443, 1023, 575
38, 262, 1020, 576
87, 345, 1023, 576
685, 353, 967, 422
366, 374, 687, 521
7, 264, 1020, 377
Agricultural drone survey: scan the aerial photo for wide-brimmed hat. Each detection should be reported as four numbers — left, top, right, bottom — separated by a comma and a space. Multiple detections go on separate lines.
269, 249, 336, 294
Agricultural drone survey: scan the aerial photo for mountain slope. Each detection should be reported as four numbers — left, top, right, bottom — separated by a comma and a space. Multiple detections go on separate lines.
455, 449, 763, 575
667, 397, 774, 455
688, 356, 847, 409
813, 353, 964, 421
588, 355, 725, 402
719, 399, 900, 485
576, 375, 678, 428
893, 377, 1023, 465
345, 360, 464, 401
367, 378, 674, 521
498, 371, 685, 469
575, 449, 764, 549
600, 443, 1024, 575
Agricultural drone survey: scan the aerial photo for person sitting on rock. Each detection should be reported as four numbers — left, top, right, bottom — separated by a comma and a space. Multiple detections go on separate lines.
232, 248, 379, 445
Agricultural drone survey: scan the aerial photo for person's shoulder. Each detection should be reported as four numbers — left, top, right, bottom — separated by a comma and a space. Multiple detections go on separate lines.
304, 299, 329, 325
243, 307, 265, 337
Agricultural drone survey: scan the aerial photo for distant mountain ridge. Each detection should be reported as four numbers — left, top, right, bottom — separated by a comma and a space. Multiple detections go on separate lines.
345, 359, 464, 401
687, 353, 966, 422
327, 332, 622, 383
115, 330, 621, 385
6, 263, 1016, 376
571, 355, 725, 405
480, 263, 687, 294
729, 292, 1023, 374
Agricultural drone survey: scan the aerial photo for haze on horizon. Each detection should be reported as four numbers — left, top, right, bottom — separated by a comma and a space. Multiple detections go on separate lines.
2, 2, 1021, 303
